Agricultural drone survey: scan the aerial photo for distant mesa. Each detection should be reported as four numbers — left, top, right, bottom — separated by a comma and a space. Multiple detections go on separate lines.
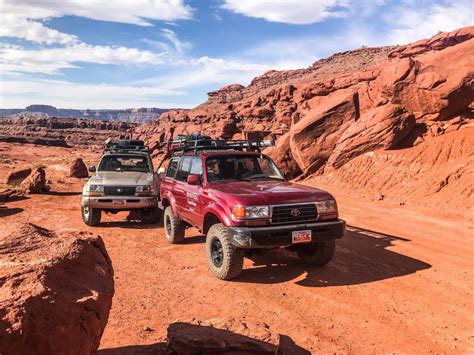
0, 104, 168, 124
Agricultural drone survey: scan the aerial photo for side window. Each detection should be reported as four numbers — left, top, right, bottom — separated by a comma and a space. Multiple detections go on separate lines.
189, 157, 203, 178
176, 156, 193, 182
166, 158, 179, 179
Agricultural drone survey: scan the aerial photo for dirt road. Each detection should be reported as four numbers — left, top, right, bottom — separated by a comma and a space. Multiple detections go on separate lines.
1, 143, 473, 353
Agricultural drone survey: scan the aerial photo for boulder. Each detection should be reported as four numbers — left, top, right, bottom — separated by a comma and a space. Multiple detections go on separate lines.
289, 90, 359, 174
69, 158, 89, 178
4, 168, 31, 185
21, 167, 48, 194
0, 223, 114, 355
328, 104, 415, 168
264, 132, 302, 176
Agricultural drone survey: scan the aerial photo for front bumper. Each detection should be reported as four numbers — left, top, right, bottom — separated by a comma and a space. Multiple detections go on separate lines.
228, 219, 346, 248
81, 195, 158, 210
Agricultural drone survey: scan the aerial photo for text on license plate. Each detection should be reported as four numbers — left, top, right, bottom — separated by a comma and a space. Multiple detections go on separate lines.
113, 199, 125, 206
292, 230, 312, 243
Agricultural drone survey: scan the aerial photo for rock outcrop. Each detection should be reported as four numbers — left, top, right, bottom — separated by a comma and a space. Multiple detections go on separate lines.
0, 116, 136, 148
20, 167, 48, 194
0, 223, 114, 355
69, 158, 89, 178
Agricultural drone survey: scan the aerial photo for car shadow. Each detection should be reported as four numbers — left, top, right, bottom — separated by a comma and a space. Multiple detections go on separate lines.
0, 205, 24, 218
43, 191, 82, 196
97, 221, 159, 230
236, 225, 431, 287
181, 235, 206, 244
98, 322, 309, 355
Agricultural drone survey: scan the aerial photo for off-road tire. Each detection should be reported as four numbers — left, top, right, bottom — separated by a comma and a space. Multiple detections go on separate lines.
82, 206, 101, 226
297, 240, 336, 266
163, 206, 185, 243
140, 207, 162, 224
206, 223, 244, 280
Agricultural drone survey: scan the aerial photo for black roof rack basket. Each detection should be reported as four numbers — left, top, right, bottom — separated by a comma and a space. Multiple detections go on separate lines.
170, 138, 274, 154
104, 139, 149, 153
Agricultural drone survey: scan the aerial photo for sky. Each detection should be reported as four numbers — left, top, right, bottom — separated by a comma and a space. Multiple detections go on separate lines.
0, 0, 472, 109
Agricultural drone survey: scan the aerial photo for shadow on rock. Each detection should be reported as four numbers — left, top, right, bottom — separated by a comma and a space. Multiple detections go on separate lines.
99, 322, 310, 355
237, 225, 431, 287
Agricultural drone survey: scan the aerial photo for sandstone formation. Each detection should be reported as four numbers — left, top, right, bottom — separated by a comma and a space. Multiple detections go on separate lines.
0, 116, 136, 148
134, 26, 474, 212
4, 167, 31, 185
69, 158, 89, 178
20, 167, 48, 194
0, 223, 114, 355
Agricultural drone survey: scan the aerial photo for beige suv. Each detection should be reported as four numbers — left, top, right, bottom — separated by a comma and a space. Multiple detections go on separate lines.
81, 140, 160, 226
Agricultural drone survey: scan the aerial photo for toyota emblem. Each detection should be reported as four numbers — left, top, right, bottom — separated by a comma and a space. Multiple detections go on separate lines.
117, 188, 123, 193
291, 208, 301, 217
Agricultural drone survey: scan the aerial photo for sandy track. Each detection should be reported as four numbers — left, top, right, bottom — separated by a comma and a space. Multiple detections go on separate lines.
1, 144, 473, 353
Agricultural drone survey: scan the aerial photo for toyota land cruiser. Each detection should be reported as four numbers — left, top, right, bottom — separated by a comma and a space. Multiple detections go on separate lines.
158, 138, 346, 280
81, 139, 161, 226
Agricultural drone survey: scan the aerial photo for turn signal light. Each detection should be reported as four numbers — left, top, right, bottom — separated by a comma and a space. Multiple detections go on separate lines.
231, 206, 246, 219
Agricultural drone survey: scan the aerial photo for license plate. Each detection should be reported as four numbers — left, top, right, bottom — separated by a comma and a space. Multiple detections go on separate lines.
292, 230, 312, 243
112, 199, 125, 206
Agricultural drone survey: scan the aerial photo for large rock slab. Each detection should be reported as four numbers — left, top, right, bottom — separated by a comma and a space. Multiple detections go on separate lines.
289, 90, 359, 174
20, 167, 48, 194
328, 104, 415, 168
0, 223, 114, 355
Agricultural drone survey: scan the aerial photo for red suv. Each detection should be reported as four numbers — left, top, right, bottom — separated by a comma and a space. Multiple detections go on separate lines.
159, 139, 345, 280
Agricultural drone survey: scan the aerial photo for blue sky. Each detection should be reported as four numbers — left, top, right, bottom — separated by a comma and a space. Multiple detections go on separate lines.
0, 0, 472, 109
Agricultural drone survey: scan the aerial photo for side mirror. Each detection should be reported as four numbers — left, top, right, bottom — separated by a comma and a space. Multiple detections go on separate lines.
187, 174, 201, 186
285, 171, 293, 180
89, 166, 96, 173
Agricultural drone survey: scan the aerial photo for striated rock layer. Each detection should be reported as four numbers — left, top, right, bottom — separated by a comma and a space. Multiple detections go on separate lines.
0, 223, 114, 355
0, 116, 135, 148
135, 26, 474, 213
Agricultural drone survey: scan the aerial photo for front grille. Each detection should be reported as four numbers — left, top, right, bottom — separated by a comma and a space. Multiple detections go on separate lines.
271, 204, 317, 224
104, 186, 136, 196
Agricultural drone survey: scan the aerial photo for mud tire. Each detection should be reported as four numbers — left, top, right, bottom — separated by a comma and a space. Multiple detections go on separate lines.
206, 223, 244, 280
297, 240, 336, 266
81, 206, 101, 226
164, 206, 185, 244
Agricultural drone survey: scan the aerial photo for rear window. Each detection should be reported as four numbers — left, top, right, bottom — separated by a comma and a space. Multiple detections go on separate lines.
98, 155, 151, 173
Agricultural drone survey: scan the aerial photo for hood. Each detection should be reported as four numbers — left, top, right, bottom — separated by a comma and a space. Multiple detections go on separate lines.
209, 180, 334, 205
88, 171, 153, 186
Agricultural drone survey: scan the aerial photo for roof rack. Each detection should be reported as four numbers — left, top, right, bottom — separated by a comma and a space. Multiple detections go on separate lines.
169, 138, 274, 154
104, 139, 149, 154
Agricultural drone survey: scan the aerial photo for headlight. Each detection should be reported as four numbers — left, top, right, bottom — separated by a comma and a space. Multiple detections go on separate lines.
316, 200, 337, 214
232, 206, 269, 219
136, 185, 154, 193
88, 184, 104, 192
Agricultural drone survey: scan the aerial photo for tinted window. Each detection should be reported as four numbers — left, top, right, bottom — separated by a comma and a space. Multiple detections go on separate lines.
166, 158, 179, 178
189, 157, 203, 178
176, 156, 193, 181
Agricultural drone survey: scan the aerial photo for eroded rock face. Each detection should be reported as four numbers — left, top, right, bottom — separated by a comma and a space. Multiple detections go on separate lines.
4, 168, 31, 185
20, 167, 48, 194
69, 158, 89, 178
0, 223, 114, 355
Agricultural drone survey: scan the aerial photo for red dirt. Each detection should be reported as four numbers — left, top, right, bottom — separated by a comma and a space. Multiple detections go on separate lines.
1, 142, 473, 353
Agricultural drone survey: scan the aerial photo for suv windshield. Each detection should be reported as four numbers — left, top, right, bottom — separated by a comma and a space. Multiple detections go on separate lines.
98, 155, 151, 173
206, 154, 284, 182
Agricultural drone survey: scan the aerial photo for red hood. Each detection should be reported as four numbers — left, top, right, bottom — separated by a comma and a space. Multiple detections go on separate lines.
207, 180, 334, 206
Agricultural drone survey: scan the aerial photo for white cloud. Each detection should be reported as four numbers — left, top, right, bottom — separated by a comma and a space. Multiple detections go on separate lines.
221, 0, 349, 24
0, 77, 186, 109
0, 0, 193, 45
161, 29, 192, 54
0, 0, 193, 26
385, 0, 474, 45
0, 43, 167, 74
